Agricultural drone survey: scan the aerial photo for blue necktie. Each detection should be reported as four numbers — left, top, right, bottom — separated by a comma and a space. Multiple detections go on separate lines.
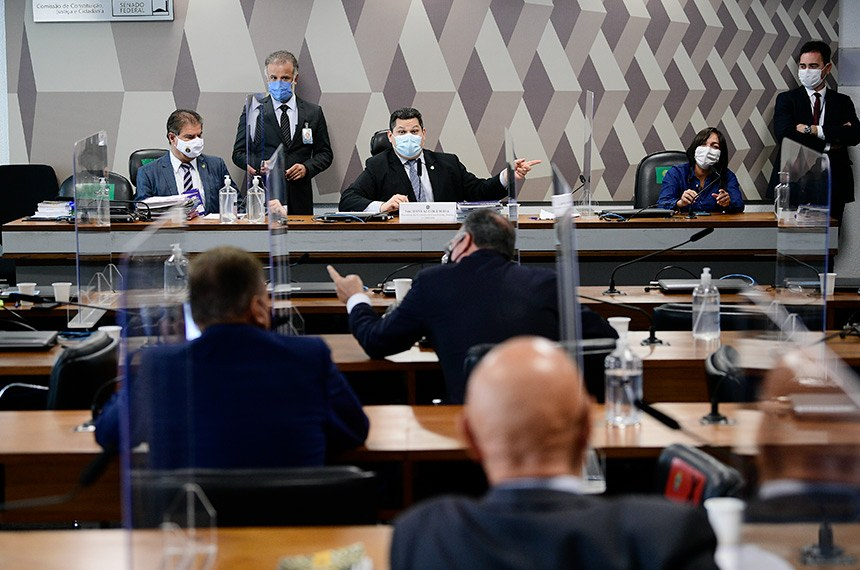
407, 159, 423, 201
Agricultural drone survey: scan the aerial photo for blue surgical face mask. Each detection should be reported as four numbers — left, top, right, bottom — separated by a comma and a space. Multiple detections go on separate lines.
393, 133, 423, 159
268, 81, 293, 103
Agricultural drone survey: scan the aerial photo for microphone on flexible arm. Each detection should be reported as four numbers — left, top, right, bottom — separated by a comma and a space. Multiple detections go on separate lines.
603, 227, 715, 295
578, 293, 666, 346
685, 173, 721, 219
377, 262, 430, 291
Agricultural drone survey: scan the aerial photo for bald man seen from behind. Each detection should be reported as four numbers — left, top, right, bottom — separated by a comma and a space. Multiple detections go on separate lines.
390, 337, 719, 570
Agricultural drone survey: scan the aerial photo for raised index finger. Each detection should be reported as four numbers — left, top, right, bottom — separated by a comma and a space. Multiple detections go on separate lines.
326, 265, 342, 282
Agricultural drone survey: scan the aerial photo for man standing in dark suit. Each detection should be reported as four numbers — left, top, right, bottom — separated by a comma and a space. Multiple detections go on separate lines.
232, 50, 333, 215
135, 109, 233, 214
94, 246, 368, 469
339, 107, 540, 213
389, 337, 718, 569
769, 40, 860, 222
327, 209, 616, 404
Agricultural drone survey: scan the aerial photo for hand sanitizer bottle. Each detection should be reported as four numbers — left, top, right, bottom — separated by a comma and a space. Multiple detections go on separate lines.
164, 243, 189, 293
95, 177, 110, 226
219, 175, 237, 224
604, 316, 642, 426
693, 267, 720, 340
247, 175, 265, 224
774, 171, 790, 224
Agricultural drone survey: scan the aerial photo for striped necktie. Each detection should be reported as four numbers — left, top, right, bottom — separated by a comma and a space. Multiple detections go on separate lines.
279, 103, 292, 146
407, 159, 423, 201
180, 163, 193, 193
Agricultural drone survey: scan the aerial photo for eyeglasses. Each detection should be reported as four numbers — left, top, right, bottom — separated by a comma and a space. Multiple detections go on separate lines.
441, 232, 466, 264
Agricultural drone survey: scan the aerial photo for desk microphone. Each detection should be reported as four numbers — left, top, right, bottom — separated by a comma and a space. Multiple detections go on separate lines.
578, 293, 666, 345
633, 399, 712, 446
0, 450, 115, 512
604, 227, 715, 295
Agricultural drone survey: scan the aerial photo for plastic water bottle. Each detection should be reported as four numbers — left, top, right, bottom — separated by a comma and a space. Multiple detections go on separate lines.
693, 267, 720, 340
247, 175, 265, 224
95, 177, 110, 226
604, 316, 642, 427
163, 243, 189, 294
219, 175, 237, 224
774, 171, 790, 223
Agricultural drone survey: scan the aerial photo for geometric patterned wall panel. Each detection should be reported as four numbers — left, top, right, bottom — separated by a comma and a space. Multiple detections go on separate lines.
5, 0, 840, 203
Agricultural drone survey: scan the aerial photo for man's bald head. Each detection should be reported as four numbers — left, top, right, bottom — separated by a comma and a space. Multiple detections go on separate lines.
462, 337, 591, 485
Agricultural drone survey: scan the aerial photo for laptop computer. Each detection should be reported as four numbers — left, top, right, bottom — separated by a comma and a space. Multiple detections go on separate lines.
657, 278, 752, 293
271, 282, 339, 297
0, 330, 59, 350
599, 208, 674, 219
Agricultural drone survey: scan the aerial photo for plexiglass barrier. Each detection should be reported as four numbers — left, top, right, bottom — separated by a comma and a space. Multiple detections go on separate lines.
114, 213, 217, 568
576, 90, 596, 218
504, 128, 521, 264
772, 138, 832, 332
71, 131, 116, 328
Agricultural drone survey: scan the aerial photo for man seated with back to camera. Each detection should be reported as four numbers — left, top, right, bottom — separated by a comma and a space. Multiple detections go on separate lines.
338, 107, 541, 213
327, 209, 616, 404
95, 246, 369, 469
655, 127, 745, 214
390, 336, 719, 570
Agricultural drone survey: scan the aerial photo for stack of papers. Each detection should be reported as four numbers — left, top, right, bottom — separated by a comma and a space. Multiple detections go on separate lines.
141, 196, 195, 218
31, 201, 73, 220
456, 201, 503, 221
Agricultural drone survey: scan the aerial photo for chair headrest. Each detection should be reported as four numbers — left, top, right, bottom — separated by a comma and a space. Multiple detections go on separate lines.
370, 130, 390, 156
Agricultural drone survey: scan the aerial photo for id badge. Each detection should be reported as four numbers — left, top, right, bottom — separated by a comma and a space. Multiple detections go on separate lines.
302, 124, 313, 145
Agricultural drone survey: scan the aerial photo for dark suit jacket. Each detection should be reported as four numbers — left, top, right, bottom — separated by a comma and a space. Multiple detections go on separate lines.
348, 250, 617, 404
769, 86, 860, 218
134, 152, 231, 213
391, 487, 719, 570
339, 148, 507, 211
94, 324, 369, 469
232, 95, 333, 215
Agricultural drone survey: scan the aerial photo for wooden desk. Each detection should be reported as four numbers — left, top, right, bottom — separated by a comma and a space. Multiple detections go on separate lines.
1, 213, 809, 263
0, 526, 393, 570
2, 520, 859, 570
0, 344, 62, 376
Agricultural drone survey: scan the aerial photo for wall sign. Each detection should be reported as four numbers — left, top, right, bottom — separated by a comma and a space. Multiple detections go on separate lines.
34, 0, 173, 22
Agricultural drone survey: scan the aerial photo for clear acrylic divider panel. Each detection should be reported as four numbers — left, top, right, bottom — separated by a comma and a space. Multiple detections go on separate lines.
552, 163, 604, 492
738, 291, 860, 565
71, 131, 114, 328
576, 91, 596, 218
504, 128, 520, 264
117, 213, 217, 568
773, 138, 832, 333
265, 143, 303, 335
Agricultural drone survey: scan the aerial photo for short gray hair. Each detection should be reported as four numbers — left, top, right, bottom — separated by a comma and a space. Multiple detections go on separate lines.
264, 50, 299, 73
462, 209, 516, 260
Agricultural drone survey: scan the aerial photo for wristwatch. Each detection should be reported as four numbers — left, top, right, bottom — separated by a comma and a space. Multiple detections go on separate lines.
803, 125, 812, 135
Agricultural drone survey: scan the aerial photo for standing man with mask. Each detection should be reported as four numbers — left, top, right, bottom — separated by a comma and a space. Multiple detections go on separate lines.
232, 50, 333, 215
769, 40, 860, 222
135, 109, 233, 214
339, 107, 540, 213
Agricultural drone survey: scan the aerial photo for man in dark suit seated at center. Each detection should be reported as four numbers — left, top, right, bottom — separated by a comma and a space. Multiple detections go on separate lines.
135, 109, 234, 214
338, 107, 540, 213
390, 337, 719, 569
327, 209, 616, 404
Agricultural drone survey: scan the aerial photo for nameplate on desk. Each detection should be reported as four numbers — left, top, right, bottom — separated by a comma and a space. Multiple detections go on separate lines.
399, 203, 457, 224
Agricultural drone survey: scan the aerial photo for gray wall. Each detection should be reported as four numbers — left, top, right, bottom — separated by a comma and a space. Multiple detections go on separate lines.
3, 0, 839, 204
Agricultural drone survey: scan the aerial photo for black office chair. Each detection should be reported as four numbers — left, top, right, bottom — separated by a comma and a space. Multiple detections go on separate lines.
0, 164, 60, 243
633, 151, 686, 208
128, 148, 168, 187
656, 444, 744, 506
653, 303, 771, 332
464, 338, 617, 402
370, 129, 390, 156
58, 172, 134, 202
131, 466, 378, 527
47, 331, 119, 410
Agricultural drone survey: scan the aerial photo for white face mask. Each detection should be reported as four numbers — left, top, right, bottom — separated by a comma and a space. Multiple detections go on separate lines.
798, 68, 823, 90
694, 146, 720, 170
174, 136, 204, 159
